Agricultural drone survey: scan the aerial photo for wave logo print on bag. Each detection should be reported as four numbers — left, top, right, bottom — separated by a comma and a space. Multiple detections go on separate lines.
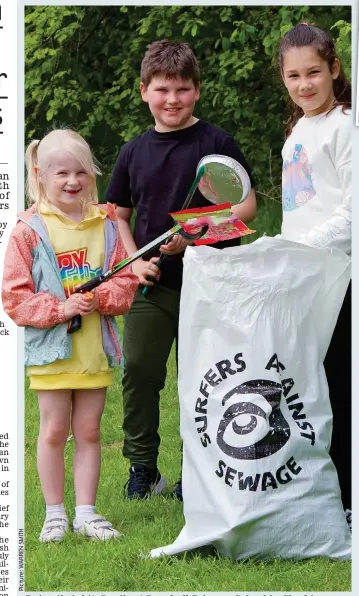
193, 353, 316, 492
217, 379, 291, 460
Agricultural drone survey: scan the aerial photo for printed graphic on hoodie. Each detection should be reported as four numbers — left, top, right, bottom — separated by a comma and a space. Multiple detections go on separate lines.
57, 248, 102, 297
282, 144, 316, 211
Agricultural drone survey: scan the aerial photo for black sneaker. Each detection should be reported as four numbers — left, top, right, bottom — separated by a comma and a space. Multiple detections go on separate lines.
345, 509, 352, 533
172, 478, 183, 501
124, 464, 166, 500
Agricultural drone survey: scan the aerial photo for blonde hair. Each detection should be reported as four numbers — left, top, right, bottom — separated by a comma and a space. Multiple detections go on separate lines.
25, 129, 101, 212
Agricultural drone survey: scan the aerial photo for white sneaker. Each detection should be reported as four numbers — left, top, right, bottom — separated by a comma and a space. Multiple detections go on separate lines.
39, 516, 68, 543
73, 514, 122, 541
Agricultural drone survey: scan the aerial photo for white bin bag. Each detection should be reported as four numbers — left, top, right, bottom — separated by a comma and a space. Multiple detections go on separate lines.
150, 237, 351, 561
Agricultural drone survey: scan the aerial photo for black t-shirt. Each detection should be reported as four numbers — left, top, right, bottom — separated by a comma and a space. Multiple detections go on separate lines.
105, 120, 254, 290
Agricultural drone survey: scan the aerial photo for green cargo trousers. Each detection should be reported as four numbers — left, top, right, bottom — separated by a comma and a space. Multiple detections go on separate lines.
122, 284, 181, 468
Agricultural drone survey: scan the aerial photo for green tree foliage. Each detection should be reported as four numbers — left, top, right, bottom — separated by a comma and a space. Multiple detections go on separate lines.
25, 5, 351, 194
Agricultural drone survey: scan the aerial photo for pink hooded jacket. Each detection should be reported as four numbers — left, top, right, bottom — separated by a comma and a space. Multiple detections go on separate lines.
1, 202, 138, 365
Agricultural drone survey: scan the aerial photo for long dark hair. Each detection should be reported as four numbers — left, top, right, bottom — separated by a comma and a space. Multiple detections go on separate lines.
279, 23, 351, 138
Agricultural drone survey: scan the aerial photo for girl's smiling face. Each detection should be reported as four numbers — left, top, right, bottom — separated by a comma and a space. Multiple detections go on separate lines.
40, 152, 91, 215
282, 45, 340, 117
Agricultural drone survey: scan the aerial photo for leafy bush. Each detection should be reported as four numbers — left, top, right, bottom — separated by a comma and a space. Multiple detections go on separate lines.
25, 5, 351, 196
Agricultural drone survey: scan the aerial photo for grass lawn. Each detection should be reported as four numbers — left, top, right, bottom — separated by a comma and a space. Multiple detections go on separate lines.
24, 200, 351, 592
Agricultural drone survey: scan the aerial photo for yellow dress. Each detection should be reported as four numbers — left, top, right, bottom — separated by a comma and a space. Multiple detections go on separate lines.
28, 204, 113, 390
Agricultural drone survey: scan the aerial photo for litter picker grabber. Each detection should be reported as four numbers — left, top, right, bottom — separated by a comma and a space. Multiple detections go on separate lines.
141, 164, 206, 296
67, 222, 208, 334
141, 154, 251, 296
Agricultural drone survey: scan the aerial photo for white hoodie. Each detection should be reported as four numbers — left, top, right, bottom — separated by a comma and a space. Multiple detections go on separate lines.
280, 105, 351, 255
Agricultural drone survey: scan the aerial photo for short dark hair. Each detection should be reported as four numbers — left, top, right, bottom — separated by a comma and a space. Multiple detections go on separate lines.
140, 39, 200, 87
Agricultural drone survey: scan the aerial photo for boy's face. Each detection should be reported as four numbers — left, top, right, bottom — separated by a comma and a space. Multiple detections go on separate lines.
140, 74, 200, 132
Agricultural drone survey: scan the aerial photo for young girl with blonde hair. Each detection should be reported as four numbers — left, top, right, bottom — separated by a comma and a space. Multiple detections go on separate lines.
2, 129, 138, 541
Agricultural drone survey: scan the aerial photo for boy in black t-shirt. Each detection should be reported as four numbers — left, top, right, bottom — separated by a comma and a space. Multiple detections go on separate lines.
105, 40, 257, 500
